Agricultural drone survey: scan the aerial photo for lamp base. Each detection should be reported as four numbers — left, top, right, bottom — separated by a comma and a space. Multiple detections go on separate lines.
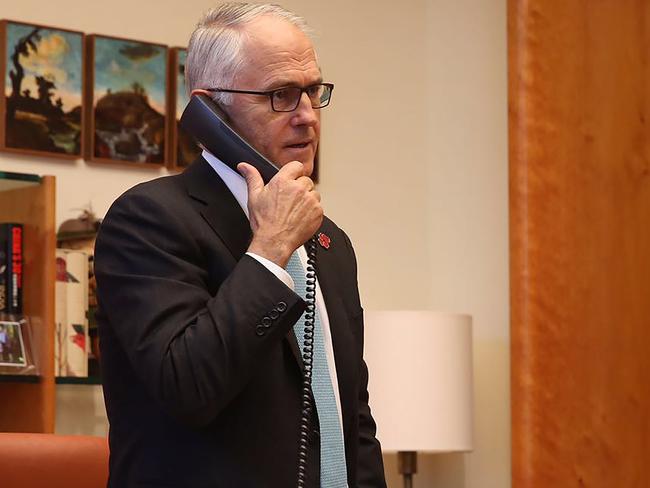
397, 451, 418, 488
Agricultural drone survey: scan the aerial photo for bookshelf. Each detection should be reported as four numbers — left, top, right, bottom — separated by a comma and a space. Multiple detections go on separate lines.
56, 376, 101, 385
0, 173, 56, 433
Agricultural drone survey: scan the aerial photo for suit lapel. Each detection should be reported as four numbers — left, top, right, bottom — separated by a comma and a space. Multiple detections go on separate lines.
312, 231, 357, 436
283, 224, 336, 374
182, 156, 252, 261
282, 225, 358, 392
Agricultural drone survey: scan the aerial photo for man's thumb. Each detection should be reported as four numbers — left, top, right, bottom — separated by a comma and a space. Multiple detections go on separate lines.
237, 162, 264, 194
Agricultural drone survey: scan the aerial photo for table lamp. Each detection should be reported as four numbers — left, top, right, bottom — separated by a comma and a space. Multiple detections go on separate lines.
363, 311, 474, 488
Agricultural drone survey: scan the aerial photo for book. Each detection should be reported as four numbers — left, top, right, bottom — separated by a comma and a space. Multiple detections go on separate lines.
0, 223, 23, 315
55, 249, 89, 377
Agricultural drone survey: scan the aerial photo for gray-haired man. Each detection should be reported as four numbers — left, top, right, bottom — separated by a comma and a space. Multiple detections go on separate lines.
95, 4, 387, 487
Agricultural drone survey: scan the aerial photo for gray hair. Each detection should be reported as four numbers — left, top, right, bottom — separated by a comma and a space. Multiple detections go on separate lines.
186, 3, 312, 105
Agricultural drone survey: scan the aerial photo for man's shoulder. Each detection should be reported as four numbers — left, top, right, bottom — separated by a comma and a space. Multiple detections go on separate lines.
103, 173, 183, 222
106, 158, 209, 216
120, 172, 184, 202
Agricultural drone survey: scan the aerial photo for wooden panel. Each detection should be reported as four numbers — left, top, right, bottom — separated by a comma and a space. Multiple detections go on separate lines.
0, 176, 56, 432
509, 1, 650, 487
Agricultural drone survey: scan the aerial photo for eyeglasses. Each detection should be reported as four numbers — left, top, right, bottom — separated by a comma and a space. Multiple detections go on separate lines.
203, 83, 334, 112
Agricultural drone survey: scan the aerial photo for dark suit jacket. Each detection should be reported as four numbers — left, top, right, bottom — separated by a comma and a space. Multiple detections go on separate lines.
94, 157, 386, 488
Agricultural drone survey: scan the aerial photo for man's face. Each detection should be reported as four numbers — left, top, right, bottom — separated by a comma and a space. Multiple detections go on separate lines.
222, 16, 321, 176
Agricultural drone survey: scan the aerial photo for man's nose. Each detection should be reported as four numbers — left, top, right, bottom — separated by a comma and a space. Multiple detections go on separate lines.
291, 92, 319, 127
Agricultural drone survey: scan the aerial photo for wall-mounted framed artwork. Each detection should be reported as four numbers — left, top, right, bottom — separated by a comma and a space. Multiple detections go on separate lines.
85, 34, 168, 167
0, 20, 84, 159
168, 47, 200, 171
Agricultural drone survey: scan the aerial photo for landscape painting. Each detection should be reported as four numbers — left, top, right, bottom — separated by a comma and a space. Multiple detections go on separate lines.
88, 35, 167, 165
1, 21, 83, 157
170, 47, 200, 169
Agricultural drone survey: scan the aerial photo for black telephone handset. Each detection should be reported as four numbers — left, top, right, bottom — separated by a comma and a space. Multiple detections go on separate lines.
179, 93, 279, 183
180, 94, 317, 488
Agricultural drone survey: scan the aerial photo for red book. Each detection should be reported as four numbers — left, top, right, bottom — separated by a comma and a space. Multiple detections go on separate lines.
0, 223, 23, 315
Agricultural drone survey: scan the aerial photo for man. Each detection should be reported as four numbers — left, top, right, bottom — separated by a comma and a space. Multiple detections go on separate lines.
95, 3, 386, 487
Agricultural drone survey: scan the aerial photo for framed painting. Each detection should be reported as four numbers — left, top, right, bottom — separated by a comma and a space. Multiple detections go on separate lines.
85, 34, 168, 167
0, 20, 84, 159
168, 47, 201, 171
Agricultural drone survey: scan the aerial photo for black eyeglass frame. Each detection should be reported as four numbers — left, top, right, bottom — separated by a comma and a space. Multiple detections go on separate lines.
202, 82, 334, 112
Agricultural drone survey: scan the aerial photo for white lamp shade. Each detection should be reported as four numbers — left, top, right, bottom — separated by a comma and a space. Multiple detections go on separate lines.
363, 311, 473, 453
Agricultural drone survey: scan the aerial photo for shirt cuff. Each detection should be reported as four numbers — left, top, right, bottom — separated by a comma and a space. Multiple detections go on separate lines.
246, 252, 295, 290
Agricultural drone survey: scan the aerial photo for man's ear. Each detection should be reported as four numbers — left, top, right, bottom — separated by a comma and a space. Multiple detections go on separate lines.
190, 89, 234, 123
190, 89, 211, 97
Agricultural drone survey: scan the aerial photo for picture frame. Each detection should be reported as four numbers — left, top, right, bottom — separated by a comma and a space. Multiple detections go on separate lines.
0, 320, 27, 368
0, 20, 85, 159
85, 34, 169, 167
168, 47, 201, 171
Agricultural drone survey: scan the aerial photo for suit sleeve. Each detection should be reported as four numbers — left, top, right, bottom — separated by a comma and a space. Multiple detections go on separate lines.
341, 232, 388, 488
94, 189, 305, 428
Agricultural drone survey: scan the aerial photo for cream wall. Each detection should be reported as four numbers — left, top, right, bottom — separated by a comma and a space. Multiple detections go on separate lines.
424, 2, 510, 487
0, 1, 508, 487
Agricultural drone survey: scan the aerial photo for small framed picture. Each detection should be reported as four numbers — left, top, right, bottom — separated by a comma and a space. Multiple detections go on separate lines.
0, 20, 84, 159
0, 320, 27, 367
168, 47, 201, 171
85, 34, 168, 167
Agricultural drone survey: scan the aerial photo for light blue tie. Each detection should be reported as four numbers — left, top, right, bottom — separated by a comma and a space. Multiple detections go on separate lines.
287, 251, 348, 488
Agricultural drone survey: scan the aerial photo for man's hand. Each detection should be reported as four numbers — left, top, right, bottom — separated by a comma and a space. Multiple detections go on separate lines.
238, 161, 323, 268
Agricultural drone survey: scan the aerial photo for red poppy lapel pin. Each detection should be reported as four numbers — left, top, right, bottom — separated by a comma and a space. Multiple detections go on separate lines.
317, 232, 331, 250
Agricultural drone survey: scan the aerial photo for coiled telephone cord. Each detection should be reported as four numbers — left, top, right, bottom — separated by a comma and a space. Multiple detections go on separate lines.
296, 236, 317, 488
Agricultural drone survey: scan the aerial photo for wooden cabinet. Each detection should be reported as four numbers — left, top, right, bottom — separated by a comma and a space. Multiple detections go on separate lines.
0, 173, 56, 432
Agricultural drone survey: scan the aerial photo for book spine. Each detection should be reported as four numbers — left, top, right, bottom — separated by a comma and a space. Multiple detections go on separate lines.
57, 250, 89, 377
0, 223, 23, 315
55, 250, 68, 376
0, 225, 7, 313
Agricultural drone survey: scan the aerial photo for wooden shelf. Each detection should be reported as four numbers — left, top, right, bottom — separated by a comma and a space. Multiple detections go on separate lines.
0, 175, 55, 433
0, 375, 41, 384
0, 171, 41, 192
55, 376, 101, 386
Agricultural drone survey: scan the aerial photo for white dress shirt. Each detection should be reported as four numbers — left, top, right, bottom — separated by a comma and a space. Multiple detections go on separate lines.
201, 150, 345, 432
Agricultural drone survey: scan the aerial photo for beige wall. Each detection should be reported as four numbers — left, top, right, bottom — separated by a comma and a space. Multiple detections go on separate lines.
0, 1, 508, 486
424, 2, 509, 487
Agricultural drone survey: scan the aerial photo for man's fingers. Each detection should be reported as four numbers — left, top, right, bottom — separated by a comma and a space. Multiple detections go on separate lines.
276, 160, 306, 180
237, 162, 264, 195
296, 176, 315, 191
